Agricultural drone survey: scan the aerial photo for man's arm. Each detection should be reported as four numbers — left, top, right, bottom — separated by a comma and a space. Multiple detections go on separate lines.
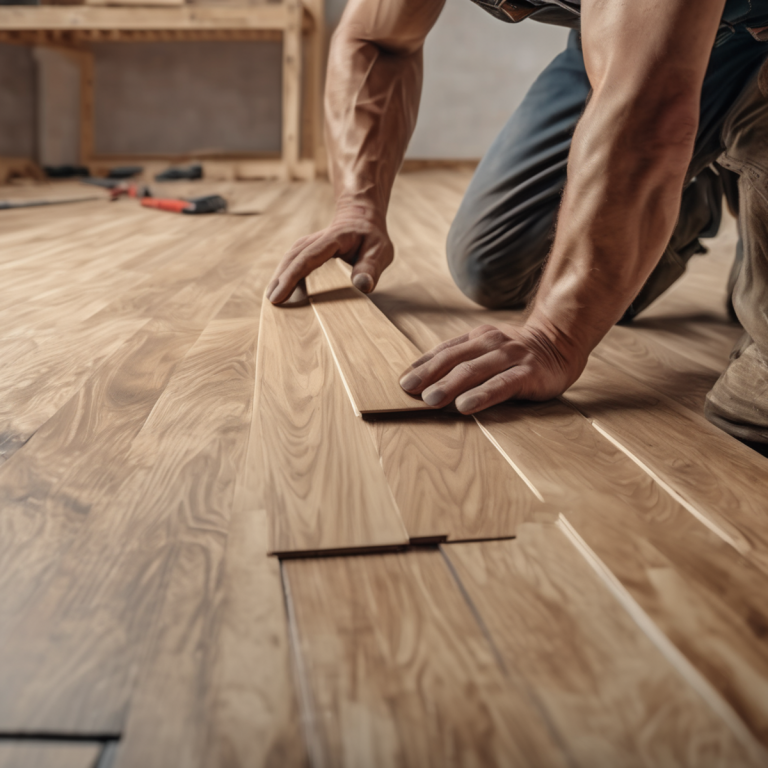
401, 0, 727, 413
267, 0, 445, 304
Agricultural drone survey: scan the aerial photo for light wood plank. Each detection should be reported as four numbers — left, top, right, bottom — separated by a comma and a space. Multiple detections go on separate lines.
444, 524, 764, 767
282, 0, 302, 177
0, 742, 102, 768
0, 183, 322, 735
474, 400, 768, 751
368, 412, 543, 542
306, 259, 435, 413
197, 510, 308, 768
564, 356, 768, 579
112, 193, 322, 768
259, 291, 409, 555
283, 550, 571, 768
593, 325, 721, 415
0, 5, 289, 30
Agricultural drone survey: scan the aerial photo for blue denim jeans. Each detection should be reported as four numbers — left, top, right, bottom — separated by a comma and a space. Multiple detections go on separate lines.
447, 25, 768, 313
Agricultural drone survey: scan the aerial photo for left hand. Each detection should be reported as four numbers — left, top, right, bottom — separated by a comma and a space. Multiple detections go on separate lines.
399, 323, 584, 414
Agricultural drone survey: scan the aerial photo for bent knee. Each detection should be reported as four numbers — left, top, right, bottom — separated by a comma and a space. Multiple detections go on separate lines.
446, 226, 542, 310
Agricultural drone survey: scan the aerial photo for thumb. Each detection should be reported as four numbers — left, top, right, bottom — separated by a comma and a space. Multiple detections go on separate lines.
350, 237, 394, 294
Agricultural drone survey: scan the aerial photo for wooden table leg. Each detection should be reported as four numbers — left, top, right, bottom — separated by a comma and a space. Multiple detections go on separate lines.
282, 0, 302, 179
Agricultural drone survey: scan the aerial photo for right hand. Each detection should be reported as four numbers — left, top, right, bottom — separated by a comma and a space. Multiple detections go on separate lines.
266, 200, 394, 304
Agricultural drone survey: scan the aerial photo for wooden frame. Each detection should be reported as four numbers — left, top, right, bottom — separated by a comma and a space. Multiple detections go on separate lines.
0, 2, 325, 180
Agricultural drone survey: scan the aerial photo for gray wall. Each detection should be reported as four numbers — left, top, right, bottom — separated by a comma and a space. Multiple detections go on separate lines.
93, 41, 282, 156
0, 0, 569, 162
0, 44, 36, 157
409, 0, 569, 159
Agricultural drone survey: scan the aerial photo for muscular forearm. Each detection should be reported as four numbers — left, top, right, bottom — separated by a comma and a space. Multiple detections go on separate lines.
527, 85, 698, 371
399, 0, 726, 414
326, 28, 422, 213
266, 0, 443, 304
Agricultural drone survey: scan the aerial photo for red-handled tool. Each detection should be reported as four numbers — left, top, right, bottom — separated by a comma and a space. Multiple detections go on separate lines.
140, 194, 227, 215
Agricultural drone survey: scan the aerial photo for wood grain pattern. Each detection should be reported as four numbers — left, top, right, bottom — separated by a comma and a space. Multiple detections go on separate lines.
283, 550, 571, 768
565, 356, 768, 579
306, 258, 434, 413
444, 524, 763, 767
473, 400, 768, 750
197, 509, 308, 768
0, 184, 323, 731
259, 292, 409, 555
0, 742, 102, 768
111, 192, 323, 768
367, 412, 543, 542
593, 325, 721, 415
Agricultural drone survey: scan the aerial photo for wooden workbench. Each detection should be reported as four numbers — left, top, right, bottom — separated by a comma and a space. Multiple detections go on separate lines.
0, 2, 325, 179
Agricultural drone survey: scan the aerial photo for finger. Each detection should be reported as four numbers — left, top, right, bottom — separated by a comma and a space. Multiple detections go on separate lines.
350, 237, 394, 294
400, 331, 507, 396
401, 324, 502, 374
419, 349, 513, 408
266, 232, 324, 299
402, 333, 472, 378
269, 236, 342, 304
455, 368, 526, 414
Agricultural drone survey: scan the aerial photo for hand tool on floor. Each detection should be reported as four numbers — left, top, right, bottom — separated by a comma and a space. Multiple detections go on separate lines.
109, 182, 151, 201
155, 163, 203, 182
0, 195, 103, 211
140, 194, 228, 215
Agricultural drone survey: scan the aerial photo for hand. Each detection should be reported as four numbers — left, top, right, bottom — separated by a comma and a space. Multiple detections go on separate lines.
399, 322, 585, 414
267, 200, 394, 304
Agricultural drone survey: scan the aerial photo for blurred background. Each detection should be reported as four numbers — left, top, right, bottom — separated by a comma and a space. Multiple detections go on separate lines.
0, 0, 567, 171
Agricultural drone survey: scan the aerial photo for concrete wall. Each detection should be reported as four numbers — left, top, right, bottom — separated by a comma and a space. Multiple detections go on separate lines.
93, 41, 283, 156
409, 0, 569, 159
34, 47, 81, 166
0, 0, 569, 162
0, 45, 36, 157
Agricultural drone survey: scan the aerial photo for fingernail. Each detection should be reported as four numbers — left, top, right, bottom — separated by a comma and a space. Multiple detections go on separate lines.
400, 372, 422, 392
267, 280, 280, 303
352, 273, 374, 293
423, 388, 445, 407
456, 394, 484, 413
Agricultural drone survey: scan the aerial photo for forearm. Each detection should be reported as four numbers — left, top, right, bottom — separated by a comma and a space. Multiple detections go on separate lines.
527, 89, 698, 371
326, 29, 423, 214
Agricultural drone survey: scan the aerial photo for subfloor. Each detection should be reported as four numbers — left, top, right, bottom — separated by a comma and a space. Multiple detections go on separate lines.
0, 170, 767, 768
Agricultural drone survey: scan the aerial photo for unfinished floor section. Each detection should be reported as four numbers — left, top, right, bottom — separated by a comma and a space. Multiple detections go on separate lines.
0, 171, 767, 767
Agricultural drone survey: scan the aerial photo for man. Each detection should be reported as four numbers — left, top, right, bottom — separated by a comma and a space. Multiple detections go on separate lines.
267, 0, 768, 450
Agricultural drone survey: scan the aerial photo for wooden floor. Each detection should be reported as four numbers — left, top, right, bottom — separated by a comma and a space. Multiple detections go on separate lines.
1, 171, 767, 768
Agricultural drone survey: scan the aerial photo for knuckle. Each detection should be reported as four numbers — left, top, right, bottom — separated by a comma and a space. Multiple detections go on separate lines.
456, 359, 480, 379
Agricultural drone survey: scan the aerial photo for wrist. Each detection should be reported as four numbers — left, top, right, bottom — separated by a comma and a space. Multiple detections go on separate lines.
334, 195, 388, 227
522, 309, 590, 383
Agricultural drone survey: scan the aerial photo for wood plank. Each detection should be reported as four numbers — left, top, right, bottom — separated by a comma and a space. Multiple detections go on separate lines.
282, 550, 571, 768
564, 356, 768, 580
443, 524, 764, 767
78, 49, 94, 166
0, 215, 273, 466
0, 742, 102, 768
379, 176, 768, 748
282, 0, 302, 177
111, 196, 321, 768
306, 258, 434, 413
0, 5, 288, 30
473, 400, 768, 750
258, 289, 409, 555
367, 412, 543, 542
0, 188, 328, 735
198, 510, 308, 768
0, 202, 310, 732
593, 325, 721, 415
